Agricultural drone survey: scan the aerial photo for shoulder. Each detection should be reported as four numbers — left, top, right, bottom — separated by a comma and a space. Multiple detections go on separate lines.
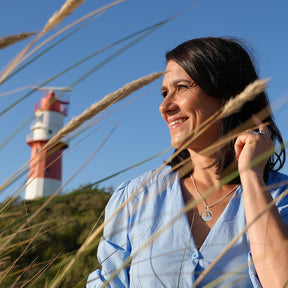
112, 166, 177, 200
267, 171, 288, 215
106, 166, 177, 206
128, 165, 176, 187
267, 171, 288, 192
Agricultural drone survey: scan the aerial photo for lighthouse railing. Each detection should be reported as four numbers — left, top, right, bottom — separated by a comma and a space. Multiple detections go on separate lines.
34, 95, 70, 116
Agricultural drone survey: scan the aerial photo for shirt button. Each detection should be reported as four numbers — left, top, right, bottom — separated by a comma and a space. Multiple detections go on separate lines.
192, 252, 200, 259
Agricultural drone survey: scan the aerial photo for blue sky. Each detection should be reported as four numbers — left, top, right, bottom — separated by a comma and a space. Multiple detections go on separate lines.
0, 0, 288, 201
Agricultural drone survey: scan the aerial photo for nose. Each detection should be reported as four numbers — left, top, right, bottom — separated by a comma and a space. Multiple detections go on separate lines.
159, 94, 178, 115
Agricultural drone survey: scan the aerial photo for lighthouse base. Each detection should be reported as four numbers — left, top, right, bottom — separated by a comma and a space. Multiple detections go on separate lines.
25, 178, 62, 200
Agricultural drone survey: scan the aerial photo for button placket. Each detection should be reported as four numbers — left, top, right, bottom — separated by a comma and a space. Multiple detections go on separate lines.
192, 251, 201, 260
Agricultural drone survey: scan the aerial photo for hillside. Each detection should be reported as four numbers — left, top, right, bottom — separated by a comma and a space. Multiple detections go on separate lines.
0, 186, 112, 288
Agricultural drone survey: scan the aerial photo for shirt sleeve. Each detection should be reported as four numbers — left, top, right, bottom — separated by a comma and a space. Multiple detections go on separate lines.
247, 251, 263, 288
275, 188, 288, 226
270, 172, 288, 225
86, 181, 132, 288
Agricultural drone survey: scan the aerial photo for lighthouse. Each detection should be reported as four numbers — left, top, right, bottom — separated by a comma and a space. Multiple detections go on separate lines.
24, 88, 70, 200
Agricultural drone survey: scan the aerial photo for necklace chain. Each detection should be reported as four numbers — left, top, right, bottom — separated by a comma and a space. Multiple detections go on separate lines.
190, 174, 238, 222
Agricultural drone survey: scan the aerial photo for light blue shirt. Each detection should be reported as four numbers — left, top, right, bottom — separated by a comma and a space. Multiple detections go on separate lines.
87, 166, 288, 288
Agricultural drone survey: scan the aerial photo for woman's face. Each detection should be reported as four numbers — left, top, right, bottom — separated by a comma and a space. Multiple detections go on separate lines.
159, 60, 222, 150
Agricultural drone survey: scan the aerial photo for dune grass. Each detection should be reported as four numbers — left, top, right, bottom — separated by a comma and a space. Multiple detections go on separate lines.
0, 1, 287, 288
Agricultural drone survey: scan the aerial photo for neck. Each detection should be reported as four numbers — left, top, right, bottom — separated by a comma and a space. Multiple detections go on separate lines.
187, 149, 220, 188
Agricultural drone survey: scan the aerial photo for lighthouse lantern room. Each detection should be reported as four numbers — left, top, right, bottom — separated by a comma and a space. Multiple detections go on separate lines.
25, 88, 70, 200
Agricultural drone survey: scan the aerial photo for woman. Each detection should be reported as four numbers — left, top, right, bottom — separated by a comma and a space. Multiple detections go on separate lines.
87, 37, 288, 287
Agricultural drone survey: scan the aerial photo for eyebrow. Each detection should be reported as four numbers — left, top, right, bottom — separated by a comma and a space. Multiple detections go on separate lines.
161, 79, 194, 92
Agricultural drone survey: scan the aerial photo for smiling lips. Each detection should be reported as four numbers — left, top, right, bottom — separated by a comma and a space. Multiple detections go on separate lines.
168, 117, 188, 128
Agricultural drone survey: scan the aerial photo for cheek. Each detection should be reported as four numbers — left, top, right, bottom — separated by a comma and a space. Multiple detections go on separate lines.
198, 102, 222, 124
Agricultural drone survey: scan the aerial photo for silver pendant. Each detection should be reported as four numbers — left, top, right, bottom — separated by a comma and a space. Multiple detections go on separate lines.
201, 209, 213, 222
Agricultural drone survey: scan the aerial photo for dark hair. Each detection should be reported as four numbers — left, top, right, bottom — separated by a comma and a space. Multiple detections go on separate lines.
166, 37, 285, 182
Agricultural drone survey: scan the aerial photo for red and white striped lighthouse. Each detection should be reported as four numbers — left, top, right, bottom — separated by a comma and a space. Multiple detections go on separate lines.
24, 88, 70, 200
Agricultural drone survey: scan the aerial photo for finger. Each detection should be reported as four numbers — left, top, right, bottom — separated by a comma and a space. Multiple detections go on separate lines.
234, 134, 247, 160
251, 114, 269, 136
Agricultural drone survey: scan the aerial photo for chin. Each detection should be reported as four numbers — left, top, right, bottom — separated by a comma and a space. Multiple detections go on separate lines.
170, 131, 194, 149
171, 139, 189, 150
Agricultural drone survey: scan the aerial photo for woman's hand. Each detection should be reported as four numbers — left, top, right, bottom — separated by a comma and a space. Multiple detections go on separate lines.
234, 115, 274, 178
236, 115, 288, 288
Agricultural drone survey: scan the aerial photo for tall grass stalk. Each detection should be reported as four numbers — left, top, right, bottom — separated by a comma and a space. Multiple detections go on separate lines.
0, 16, 169, 117
0, 19, 166, 158
43, 71, 163, 150
0, 32, 36, 50
0, 218, 49, 285
1, 0, 126, 86
25, 0, 126, 62
0, 123, 117, 270
0, 71, 162, 199
0, 0, 125, 85
43, 0, 87, 33
23, 118, 115, 220
0, 14, 99, 88
0, 0, 86, 83
39, 123, 120, 288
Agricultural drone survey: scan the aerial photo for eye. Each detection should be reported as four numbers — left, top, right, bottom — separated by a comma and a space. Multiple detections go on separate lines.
177, 81, 197, 93
177, 84, 189, 93
161, 90, 168, 98
177, 84, 188, 90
